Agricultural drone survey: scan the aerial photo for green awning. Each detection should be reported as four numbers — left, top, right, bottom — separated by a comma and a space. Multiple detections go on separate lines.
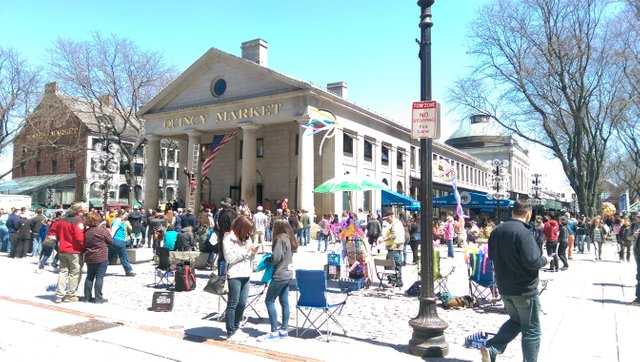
89, 199, 143, 207
0, 174, 76, 194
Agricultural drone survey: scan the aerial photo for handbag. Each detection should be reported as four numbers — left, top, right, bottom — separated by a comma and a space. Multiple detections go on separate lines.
203, 273, 228, 295
43, 235, 57, 248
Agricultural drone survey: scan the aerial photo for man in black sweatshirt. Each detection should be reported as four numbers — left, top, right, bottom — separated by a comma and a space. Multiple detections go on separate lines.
481, 201, 549, 362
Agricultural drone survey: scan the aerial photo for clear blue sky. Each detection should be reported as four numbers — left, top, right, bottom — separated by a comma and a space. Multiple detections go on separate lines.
0, 0, 568, 191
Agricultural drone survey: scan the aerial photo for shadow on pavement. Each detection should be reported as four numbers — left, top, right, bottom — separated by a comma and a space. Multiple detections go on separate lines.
35, 294, 56, 302
589, 298, 629, 305
592, 282, 635, 288
184, 326, 227, 341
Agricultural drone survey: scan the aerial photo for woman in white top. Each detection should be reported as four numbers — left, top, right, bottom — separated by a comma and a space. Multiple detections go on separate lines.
222, 215, 258, 342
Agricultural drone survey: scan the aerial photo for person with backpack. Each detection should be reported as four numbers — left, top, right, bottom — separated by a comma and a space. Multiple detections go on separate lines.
127, 207, 144, 248
222, 215, 258, 342
557, 216, 570, 270
258, 218, 298, 341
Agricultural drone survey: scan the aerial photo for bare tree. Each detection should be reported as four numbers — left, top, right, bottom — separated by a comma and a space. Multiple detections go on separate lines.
0, 47, 40, 173
612, 0, 640, 205
47, 32, 176, 206
448, 0, 634, 217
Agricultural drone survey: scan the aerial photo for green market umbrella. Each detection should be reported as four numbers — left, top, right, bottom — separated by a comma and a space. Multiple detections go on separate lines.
313, 174, 390, 193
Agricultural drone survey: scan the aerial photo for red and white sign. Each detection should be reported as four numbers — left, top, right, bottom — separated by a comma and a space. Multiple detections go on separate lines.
411, 101, 440, 140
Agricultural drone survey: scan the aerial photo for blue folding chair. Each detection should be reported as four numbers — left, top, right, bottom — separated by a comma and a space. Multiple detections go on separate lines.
295, 269, 348, 342
467, 252, 500, 304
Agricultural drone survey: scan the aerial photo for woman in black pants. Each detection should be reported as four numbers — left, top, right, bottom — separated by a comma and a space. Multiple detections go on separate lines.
558, 217, 570, 270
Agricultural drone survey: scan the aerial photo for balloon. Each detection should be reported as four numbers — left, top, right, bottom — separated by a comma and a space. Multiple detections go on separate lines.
601, 202, 616, 217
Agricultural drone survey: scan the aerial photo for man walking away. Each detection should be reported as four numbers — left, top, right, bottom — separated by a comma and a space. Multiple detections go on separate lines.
49, 203, 85, 303
482, 201, 549, 362
30, 208, 47, 257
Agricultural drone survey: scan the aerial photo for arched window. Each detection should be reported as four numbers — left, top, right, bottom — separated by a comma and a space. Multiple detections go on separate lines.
382, 178, 388, 186
118, 184, 130, 200
397, 181, 403, 194
134, 185, 143, 202
90, 182, 102, 199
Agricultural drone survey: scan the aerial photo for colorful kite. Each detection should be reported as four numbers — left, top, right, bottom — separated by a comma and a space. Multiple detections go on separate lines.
301, 107, 342, 155
434, 159, 465, 222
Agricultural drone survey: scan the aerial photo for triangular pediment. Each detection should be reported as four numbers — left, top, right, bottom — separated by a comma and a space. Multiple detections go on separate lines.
140, 48, 304, 115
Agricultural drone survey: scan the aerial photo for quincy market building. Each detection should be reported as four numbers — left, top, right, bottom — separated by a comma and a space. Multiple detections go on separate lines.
138, 39, 526, 217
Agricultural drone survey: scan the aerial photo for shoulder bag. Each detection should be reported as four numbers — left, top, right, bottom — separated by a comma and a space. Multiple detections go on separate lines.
203, 273, 228, 295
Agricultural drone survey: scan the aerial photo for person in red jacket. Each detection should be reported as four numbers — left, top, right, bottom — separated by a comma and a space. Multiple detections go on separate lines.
543, 212, 560, 272
49, 202, 85, 303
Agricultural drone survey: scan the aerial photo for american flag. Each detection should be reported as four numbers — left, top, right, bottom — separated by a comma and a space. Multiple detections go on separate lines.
200, 132, 237, 176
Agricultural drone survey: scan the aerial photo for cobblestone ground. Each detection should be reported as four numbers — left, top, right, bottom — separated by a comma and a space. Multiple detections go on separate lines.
2, 236, 638, 362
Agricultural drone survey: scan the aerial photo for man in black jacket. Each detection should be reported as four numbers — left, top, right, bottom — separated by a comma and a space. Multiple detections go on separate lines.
214, 198, 237, 272
482, 201, 549, 362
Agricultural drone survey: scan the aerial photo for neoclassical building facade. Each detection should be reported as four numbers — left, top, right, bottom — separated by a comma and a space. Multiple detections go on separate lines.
139, 39, 498, 216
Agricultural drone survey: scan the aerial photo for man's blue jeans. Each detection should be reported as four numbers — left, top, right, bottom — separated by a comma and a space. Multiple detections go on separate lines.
265, 279, 291, 332
576, 234, 586, 253
32, 235, 42, 258
0, 225, 9, 252
317, 233, 328, 251
109, 240, 133, 274
303, 227, 310, 245
226, 277, 250, 335
486, 294, 541, 362
446, 239, 454, 258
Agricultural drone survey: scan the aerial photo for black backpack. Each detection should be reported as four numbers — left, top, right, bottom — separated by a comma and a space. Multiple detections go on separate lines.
174, 262, 196, 292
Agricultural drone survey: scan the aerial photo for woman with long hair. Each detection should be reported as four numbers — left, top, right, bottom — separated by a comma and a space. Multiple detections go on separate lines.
222, 215, 258, 342
591, 216, 604, 261
258, 219, 298, 341
558, 216, 570, 270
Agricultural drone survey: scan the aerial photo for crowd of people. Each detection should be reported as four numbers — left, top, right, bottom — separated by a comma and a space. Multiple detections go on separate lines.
2, 197, 639, 348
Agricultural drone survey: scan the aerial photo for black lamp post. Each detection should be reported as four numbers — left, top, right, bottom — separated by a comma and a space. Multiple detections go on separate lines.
408, 1, 449, 357
91, 125, 120, 211
529, 173, 545, 216
487, 159, 510, 222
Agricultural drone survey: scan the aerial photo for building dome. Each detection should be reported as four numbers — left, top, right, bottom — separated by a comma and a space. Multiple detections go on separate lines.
445, 114, 510, 149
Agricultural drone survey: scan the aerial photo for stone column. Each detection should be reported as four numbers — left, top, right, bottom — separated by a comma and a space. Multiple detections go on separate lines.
373, 140, 382, 214
143, 135, 160, 210
241, 124, 259, 210
298, 120, 315, 218
354, 133, 365, 211
178, 139, 188, 205
333, 128, 344, 214
186, 131, 202, 212
389, 145, 397, 193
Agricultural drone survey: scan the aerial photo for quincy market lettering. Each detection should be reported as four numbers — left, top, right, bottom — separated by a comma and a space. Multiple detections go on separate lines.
163, 103, 282, 129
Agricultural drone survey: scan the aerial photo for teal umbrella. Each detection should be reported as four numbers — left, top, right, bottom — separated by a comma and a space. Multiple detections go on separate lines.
313, 174, 390, 193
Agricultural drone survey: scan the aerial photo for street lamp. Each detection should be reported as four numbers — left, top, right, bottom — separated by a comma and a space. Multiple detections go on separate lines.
486, 159, 510, 222
529, 173, 545, 217
91, 125, 120, 211
408, 1, 448, 358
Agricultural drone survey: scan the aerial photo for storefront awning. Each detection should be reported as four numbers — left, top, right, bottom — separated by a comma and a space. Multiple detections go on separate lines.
381, 189, 420, 206
0, 174, 76, 194
433, 191, 513, 209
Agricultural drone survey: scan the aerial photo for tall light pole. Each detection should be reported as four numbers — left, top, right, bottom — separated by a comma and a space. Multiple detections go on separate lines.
91, 125, 120, 211
529, 173, 545, 217
408, 1, 448, 357
486, 159, 510, 222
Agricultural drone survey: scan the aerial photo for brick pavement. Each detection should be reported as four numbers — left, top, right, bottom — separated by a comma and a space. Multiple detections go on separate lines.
0, 237, 638, 361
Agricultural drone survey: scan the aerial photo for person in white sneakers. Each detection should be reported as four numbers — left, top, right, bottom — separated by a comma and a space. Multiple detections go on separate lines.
223, 215, 258, 342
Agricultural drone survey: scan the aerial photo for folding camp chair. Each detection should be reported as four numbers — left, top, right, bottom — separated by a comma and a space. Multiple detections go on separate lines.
373, 258, 400, 291
153, 248, 175, 289
434, 250, 455, 295
295, 269, 349, 342
467, 251, 500, 304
